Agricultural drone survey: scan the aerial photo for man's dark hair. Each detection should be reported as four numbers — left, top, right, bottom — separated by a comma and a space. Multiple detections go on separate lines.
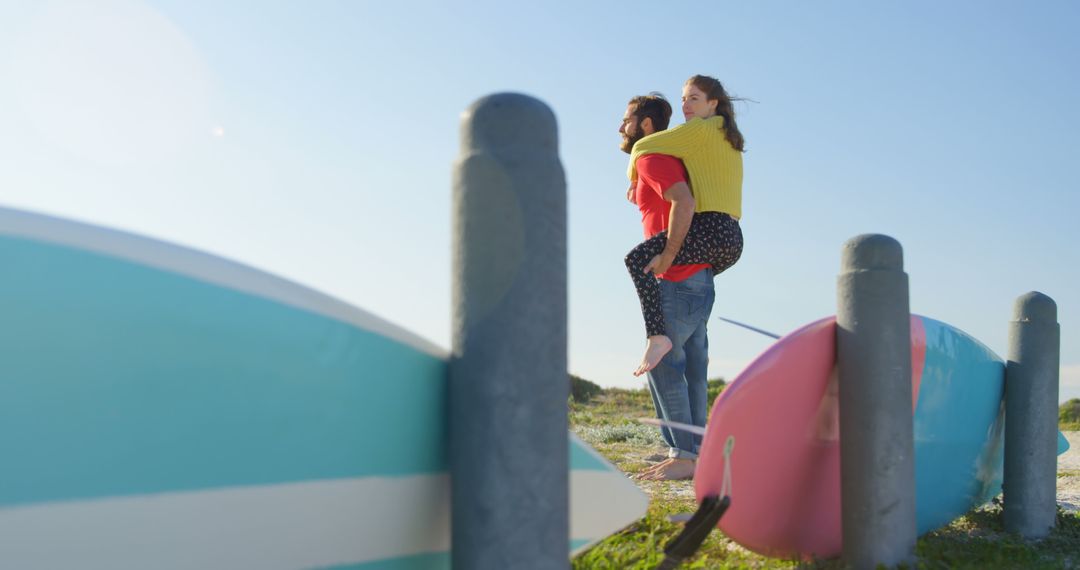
627, 93, 672, 132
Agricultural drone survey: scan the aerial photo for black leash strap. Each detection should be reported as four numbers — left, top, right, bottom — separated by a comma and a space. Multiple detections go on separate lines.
655, 495, 731, 570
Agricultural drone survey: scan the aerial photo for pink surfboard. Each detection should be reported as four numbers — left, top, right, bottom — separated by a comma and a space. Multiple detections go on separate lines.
693, 316, 926, 559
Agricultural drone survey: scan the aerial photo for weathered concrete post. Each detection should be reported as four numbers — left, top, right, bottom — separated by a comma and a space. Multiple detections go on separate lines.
449, 93, 568, 569
1004, 292, 1060, 538
836, 234, 916, 568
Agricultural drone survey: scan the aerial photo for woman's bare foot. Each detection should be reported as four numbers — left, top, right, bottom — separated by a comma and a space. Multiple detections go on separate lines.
634, 458, 696, 481
633, 335, 673, 376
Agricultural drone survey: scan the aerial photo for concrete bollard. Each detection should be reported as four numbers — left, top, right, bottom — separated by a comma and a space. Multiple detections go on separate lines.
836, 234, 916, 569
449, 93, 568, 569
1004, 292, 1060, 538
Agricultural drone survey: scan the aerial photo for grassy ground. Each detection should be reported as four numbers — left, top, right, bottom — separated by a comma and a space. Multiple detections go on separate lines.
569, 384, 1080, 569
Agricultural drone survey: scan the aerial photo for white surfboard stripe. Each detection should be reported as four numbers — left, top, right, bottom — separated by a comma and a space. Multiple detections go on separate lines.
0, 471, 644, 569
0, 206, 446, 358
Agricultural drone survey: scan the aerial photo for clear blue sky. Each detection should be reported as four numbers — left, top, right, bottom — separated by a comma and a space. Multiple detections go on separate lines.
2, 1, 1077, 402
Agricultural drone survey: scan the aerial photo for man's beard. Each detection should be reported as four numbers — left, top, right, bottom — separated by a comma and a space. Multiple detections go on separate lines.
620, 123, 645, 154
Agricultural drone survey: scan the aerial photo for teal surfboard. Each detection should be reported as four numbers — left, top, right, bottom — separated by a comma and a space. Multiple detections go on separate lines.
0, 206, 647, 568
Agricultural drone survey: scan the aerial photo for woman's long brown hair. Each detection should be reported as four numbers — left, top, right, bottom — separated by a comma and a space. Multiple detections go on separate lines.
687, 74, 745, 152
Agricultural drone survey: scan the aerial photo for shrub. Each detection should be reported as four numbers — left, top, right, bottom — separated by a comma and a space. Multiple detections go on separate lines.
1061, 398, 1080, 428
573, 422, 663, 446
706, 377, 726, 408
570, 374, 603, 404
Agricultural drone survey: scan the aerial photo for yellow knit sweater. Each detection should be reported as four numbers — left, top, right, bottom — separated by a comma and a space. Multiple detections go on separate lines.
628, 116, 743, 218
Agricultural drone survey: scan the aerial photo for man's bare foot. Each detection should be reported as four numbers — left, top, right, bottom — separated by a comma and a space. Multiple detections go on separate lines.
634, 458, 695, 481
634, 459, 663, 478
635, 457, 689, 480
633, 335, 673, 376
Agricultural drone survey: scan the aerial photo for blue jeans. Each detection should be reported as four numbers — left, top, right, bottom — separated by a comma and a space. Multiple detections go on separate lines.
647, 268, 715, 459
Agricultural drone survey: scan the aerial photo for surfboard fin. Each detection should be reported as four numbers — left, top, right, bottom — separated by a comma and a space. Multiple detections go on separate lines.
656, 494, 731, 569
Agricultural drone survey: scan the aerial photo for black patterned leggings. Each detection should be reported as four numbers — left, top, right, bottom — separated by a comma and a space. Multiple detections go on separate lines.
625, 212, 743, 338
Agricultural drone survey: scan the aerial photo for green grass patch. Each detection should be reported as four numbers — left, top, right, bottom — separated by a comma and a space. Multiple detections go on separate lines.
569, 381, 1080, 569
917, 503, 1080, 569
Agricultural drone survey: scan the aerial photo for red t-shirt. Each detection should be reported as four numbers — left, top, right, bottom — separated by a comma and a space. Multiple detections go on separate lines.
634, 154, 710, 282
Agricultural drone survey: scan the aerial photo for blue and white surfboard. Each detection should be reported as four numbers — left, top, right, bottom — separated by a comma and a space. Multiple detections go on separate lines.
0, 205, 646, 569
